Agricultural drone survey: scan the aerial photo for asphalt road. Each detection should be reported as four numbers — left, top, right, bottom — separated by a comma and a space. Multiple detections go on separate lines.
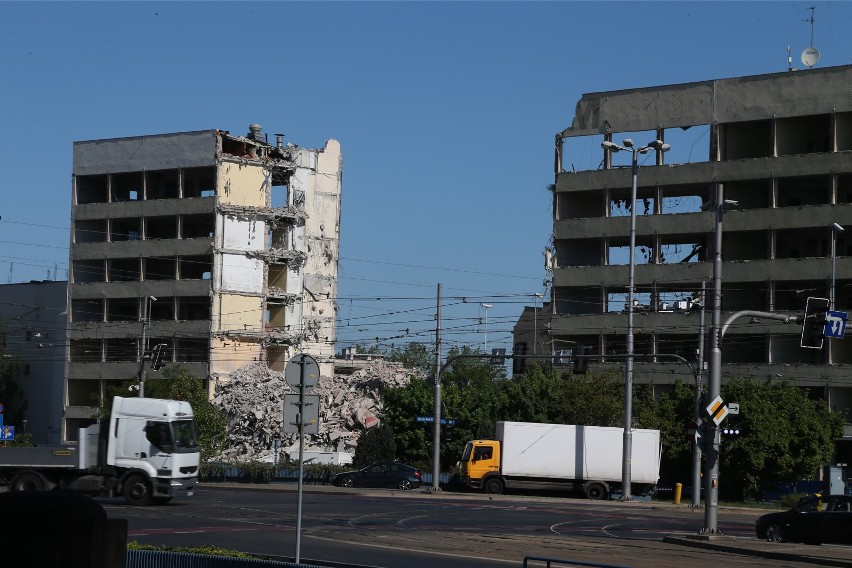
96, 483, 852, 568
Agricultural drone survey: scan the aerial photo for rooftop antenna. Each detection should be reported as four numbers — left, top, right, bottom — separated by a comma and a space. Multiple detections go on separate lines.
801, 6, 820, 68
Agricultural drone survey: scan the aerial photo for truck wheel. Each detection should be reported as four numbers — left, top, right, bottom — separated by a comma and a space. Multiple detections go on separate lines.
484, 477, 504, 495
10, 472, 46, 492
584, 482, 608, 500
122, 474, 152, 506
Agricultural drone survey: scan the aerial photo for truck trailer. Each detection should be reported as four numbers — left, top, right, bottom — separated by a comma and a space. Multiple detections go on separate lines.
460, 421, 661, 499
0, 396, 200, 505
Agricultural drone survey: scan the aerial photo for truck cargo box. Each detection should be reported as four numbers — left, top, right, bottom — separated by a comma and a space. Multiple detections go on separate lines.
496, 421, 661, 484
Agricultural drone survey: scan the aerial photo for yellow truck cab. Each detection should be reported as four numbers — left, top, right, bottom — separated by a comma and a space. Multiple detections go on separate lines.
460, 439, 502, 493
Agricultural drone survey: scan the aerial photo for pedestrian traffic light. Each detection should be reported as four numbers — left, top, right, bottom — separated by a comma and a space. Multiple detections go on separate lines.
573, 344, 587, 374
801, 297, 830, 349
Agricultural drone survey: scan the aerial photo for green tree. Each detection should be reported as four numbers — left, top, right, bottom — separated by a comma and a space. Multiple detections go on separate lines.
386, 342, 434, 374
720, 377, 843, 500
353, 424, 397, 468
382, 377, 435, 467
634, 380, 696, 482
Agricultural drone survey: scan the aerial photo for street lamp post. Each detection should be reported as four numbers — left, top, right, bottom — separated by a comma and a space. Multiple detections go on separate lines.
601, 138, 670, 500
702, 187, 738, 534
481, 303, 492, 352
831, 223, 844, 309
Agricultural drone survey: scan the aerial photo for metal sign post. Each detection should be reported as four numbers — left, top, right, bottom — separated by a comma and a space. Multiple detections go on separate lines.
284, 353, 319, 564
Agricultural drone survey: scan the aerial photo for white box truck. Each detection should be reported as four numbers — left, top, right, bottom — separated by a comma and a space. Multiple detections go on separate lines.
460, 421, 661, 499
0, 396, 200, 505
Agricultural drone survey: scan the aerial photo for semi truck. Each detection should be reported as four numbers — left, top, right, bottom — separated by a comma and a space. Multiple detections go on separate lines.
460, 421, 661, 499
0, 396, 200, 505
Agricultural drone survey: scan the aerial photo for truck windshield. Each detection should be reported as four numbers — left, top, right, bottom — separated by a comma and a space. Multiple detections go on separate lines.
461, 443, 473, 463
172, 419, 200, 451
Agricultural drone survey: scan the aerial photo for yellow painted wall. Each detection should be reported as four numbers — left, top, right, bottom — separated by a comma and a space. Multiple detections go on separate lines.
213, 294, 264, 332
218, 162, 267, 207
210, 337, 264, 377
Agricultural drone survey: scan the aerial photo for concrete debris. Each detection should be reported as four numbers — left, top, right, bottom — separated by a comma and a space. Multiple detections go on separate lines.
212, 360, 423, 463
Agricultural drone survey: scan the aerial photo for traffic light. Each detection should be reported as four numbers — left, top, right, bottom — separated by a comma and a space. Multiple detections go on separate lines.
801, 297, 830, 349
151, 344, 167, 371
573, 344, 587, 374
722, 426, 741, 438
554, 349, 572, 367
490, 348, 506, 365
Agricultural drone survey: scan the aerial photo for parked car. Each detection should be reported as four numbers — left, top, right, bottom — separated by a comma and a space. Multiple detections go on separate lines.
332, 462, 422, 490
755, 493, 852, 544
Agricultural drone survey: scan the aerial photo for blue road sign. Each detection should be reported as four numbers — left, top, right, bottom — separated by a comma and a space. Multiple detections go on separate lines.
416, 416, 456, 425
0, 426, 15, 441
825, 310, 848, 338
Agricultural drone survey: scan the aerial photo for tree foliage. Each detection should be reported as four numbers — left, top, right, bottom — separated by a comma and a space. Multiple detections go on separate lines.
720, 377, 843, 500
379, 343, 846, 500
352, 424, 397, 468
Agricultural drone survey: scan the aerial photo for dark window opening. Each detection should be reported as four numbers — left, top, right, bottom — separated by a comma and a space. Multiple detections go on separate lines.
72, 299, 104, 322
183, 167, 216, 198
146, 216, 177, 240
110, 218, 141, 242
179, 256, 212, 280
73, 260, 105, 283
181, 213, 215, 239
76, 174, 108, 205
111, 172, 144, 202
75, 220, 107, 243
105, 338, 138, 362
145, 257, 176, 280
70, 339, 102, 363
177, 297, 210, 320
107, 258, 140, 282
146, 169, 179, 200
107, 298, 138, 322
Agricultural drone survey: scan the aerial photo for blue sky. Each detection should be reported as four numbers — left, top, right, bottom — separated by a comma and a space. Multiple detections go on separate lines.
1, 1, 851, 356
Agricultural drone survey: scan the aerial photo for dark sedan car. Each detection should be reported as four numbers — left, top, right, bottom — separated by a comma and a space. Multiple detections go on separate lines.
756, 494, 852, 544
332, 462, 422, 490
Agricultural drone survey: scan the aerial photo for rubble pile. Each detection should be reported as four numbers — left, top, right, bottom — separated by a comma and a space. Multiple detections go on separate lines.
212, 360, 422, 463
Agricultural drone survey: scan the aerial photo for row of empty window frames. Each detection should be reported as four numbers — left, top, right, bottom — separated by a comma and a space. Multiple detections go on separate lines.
75, 213, 214, 243
70, 338, 210, 363
71, 297, 211, 322
76, 167, 216, 205
73, 256, 212, 283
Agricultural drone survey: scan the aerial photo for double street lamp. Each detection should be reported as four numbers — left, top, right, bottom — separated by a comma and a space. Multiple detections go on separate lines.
601, 138, 670, 500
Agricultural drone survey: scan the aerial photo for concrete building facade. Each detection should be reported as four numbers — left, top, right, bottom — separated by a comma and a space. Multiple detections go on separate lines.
65, 125, 341, 441
525, 65, 852, 434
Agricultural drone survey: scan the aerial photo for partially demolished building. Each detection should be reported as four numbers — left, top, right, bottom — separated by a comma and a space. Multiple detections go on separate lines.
65, 125, 341, 440
529, 65, 852, 422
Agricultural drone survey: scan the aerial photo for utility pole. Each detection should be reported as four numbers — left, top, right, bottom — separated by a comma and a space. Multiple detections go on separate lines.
137, 296, 156, 397
431, 284, 442, 491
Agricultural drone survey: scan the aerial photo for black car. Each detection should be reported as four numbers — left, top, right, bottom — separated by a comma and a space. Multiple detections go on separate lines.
755, 494, 852, 544
332, 462, 422, 490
